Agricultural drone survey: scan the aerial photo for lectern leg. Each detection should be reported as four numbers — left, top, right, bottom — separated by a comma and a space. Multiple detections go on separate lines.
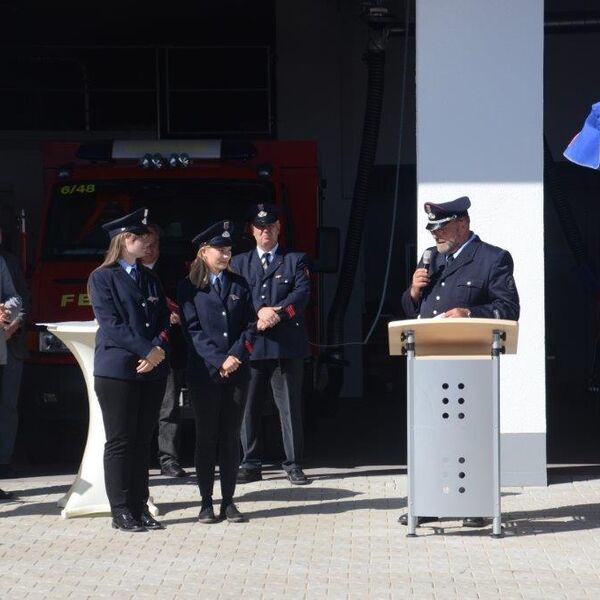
492, 516, 502, 537
406, 514, 417, 537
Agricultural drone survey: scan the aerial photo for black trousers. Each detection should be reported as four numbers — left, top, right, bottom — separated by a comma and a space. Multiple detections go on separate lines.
157, 367, 185, 467
189, 379, 246, 506
95, 376, 166, 515
240, 358, 304, 472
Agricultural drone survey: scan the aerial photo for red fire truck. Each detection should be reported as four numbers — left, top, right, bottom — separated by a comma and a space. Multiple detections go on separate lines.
22, 139, 333, 460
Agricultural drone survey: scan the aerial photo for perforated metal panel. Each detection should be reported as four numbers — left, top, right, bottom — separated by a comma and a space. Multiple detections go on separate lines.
409, 359, 498, 518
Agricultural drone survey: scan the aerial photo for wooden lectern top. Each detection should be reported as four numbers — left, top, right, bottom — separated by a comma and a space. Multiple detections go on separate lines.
388, 318, 518, 357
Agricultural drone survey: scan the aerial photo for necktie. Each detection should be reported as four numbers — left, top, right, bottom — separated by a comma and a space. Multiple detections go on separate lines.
261, 252, 271, 272
130, 266, 139, 284
214, 276, 222, 296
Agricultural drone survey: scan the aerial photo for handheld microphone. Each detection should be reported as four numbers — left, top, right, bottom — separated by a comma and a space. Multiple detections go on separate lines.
422, 249, 433, 275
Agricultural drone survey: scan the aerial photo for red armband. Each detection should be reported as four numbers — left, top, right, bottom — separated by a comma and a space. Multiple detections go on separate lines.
159, 330, 169, 343
285, 304, 296, 318
244, 340, 254, 354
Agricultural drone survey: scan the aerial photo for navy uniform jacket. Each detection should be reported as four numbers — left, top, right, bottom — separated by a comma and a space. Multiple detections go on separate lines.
231, 247, 310, 360
401, 235, 520, 320
178, 271, 257, 384
89, 264, 170, 381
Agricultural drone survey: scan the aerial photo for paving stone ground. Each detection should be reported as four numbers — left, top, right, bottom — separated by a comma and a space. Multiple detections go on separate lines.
1, 466, 600, 599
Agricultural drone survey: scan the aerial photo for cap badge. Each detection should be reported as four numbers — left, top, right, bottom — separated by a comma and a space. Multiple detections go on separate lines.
142, 208, 148, 225
428, 212, 436, 221
257, 210, 267, 218
222, 231, 230, 238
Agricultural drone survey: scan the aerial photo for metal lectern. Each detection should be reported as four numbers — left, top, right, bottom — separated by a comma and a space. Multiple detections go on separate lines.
388, 318, 518, 537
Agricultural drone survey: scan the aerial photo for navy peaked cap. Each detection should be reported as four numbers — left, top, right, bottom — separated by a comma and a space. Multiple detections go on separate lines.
564, 102, 600, 170
102, 207, 150, 239
424, 197, 471, 231
192, 220, 234, 247
249, 202, 279, 226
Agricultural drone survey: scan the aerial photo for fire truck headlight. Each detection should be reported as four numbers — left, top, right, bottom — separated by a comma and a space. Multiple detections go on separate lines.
178, 153, 192, 167
168, 153, 179, 168
140, 153, 153, 169
151, 153, 165, 169
38, 332, 69, 354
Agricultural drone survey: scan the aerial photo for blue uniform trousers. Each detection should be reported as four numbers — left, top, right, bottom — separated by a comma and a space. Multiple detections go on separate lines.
0, 353, 23, 465
240, 358, 304, 473
157, 367, 185, 468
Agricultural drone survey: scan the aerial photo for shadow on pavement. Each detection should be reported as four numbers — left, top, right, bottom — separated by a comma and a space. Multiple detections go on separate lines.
408, 502, 600, 538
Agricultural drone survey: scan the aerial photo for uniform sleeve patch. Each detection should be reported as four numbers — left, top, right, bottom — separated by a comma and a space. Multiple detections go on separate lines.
244, 340, 253, 354
159, 330, 169, 343
285, 304, 296, 318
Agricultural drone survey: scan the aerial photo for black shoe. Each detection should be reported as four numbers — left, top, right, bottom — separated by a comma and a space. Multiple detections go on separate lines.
220, 503, 247, 523
111, 509, 146, 532
0, 488, 14, 501
198, 506, 219, 524
139, 509, 165, 530
237, 468, 262, 484
160, 463, 188, 478
398, 514, 438, 526
462, 517, 486, 528
287, 467, 309, 485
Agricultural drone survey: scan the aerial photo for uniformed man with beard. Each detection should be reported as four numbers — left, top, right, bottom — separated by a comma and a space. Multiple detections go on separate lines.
399, 196, 520, 528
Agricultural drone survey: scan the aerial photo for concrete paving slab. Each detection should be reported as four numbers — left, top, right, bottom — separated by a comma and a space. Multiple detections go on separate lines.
2, 467, 600, 598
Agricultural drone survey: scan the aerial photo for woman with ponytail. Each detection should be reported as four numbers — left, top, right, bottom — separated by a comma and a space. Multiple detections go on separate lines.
88, 208, 169, 532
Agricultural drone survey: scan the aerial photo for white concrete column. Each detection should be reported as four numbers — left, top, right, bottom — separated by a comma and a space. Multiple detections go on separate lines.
416, 0, 546, 485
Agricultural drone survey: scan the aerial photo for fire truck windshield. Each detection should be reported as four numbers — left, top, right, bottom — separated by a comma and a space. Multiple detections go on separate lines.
43, 179, 274, 261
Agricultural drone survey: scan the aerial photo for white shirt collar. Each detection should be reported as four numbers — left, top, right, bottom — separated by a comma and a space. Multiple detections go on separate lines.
209, 272, 223, 284
256, 243, 278, 260
450, 232, 476, 260
118, 258, 137, 273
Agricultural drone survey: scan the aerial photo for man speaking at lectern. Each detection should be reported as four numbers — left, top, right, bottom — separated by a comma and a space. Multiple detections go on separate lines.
401, 196, 520, 322
399, 196, 520, 528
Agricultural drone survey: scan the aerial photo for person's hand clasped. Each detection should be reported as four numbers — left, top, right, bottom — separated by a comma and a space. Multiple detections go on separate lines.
409, 268, 430, 302
0, 304, 11, 325
219, 355, 242, 378
257, 306, 281, 331
137, 346, 166, 373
